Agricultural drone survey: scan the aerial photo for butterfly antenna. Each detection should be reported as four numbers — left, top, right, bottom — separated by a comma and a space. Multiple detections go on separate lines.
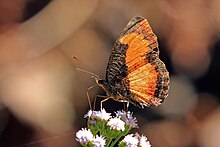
72, 56, 101, 80
73, 67, 101, 110
72, 56, 91, 69
72, 56, 101, 110
76, 68, 101, 80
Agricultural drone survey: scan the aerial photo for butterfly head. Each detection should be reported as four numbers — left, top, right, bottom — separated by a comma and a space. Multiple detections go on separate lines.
95, 79, 111, 96
96, 79, 107, 88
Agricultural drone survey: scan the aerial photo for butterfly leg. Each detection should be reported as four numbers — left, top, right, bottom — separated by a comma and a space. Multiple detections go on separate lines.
123, 102, 130, 112
93, 94, 106, 110
96, 95, 110, 110
86, 84, 98, 110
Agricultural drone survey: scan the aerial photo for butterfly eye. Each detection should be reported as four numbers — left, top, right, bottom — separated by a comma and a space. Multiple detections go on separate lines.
98, 80, 105, 85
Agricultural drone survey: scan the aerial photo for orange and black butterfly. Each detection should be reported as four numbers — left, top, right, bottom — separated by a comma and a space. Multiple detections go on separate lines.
94, 16, 170, 108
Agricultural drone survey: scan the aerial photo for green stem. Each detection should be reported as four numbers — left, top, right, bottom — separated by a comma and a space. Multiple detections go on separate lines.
106, 138, 112, 147
109, 130, 129, 147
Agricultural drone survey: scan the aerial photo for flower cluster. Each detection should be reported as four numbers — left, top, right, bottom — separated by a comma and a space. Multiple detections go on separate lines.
76, 109, 151, 147
119, 133, 151, 147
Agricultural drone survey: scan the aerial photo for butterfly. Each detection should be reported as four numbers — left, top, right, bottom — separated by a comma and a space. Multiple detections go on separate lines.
91, 16, 170, 108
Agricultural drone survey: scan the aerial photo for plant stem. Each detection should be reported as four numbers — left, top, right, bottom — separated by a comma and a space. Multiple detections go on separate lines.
106, 138, 112, 147
109, 130, 128, 147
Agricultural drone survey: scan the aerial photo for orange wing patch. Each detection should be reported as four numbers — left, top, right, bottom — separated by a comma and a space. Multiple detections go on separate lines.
118, 19, 165, 107
119, 19, 158, 70
127, 63, 159, 105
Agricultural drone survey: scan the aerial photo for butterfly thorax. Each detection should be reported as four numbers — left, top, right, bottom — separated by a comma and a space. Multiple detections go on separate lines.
97, 79, 126, 101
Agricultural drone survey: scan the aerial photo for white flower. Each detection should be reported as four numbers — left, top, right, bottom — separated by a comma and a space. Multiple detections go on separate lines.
122, 134, 139, 147
96, 109, 112, 121
84, 110, 94, 118
93, 135, 106, 147
115, 110, 138, 128
107, 117, 125, 131
84, 109, 111, 121
139, 135, 151, 147
76, 128, 93, 144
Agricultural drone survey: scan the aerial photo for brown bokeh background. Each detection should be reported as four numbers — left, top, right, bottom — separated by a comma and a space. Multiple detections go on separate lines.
0, 0, 220, 146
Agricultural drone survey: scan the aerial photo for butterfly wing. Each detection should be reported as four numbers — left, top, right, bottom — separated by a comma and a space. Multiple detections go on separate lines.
106, 16, 170, 107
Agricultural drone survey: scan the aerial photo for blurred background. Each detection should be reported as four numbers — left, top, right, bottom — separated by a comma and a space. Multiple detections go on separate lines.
0, 0, 220, 146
